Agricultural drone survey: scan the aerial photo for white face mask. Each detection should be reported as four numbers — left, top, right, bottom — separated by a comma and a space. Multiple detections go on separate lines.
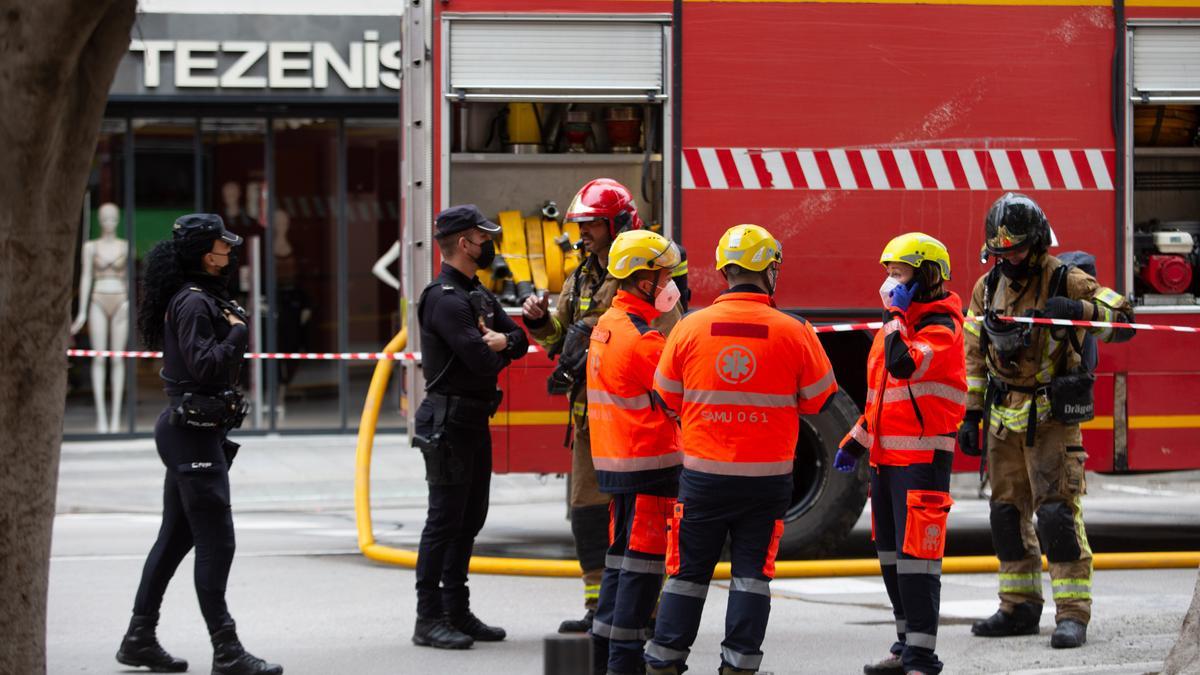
655, 279, 681, 313
879, 276, 902, 308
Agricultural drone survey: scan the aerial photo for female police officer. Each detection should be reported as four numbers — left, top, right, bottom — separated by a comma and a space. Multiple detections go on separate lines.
117, 214, 281, 675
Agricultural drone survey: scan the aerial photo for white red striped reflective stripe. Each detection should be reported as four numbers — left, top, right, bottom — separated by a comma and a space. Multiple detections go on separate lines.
910, 341, 935, 380
62, 316, 1197, 362
681, 147, 1115, 191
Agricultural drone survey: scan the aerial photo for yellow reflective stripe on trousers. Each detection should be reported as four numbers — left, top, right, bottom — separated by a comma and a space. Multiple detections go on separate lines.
1052, 578, 1092, 599
988, 397, 1051, 433
999, 572, 1042, 594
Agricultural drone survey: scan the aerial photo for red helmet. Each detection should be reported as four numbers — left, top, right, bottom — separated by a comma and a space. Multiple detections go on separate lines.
565, 178, 644, 238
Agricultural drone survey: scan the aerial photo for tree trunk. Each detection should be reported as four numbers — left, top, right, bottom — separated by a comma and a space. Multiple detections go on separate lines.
0, 1, 136, 672
1165, 568, 1200, 675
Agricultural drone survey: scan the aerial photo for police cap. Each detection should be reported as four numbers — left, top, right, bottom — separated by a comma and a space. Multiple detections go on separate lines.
434, 204, 501, 239
172, 213, 243, 246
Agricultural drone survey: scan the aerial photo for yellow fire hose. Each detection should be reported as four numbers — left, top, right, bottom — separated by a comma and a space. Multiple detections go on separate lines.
355, 331, 1200, 577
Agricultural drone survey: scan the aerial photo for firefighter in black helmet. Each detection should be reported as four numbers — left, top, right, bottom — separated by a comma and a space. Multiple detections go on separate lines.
960, 193, 1134, 650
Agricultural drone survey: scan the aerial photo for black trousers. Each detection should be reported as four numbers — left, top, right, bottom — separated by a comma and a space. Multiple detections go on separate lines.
871, 456, 953, 675
647, 470, 790, 674
132, 409, 236, 634
414, 396, 493, 620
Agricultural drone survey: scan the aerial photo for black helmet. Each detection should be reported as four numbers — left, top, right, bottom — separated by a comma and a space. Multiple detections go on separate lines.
984, 192, 1049, 257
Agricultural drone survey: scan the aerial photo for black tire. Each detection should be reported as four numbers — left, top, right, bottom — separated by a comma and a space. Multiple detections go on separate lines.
779, 389, 868, 559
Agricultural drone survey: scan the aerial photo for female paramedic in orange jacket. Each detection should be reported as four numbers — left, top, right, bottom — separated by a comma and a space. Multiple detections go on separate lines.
835, 233, 967, 675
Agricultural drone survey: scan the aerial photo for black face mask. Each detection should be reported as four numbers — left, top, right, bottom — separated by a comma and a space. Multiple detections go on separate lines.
219, 249, 239, 280
997, 257, 1031, 280
471, 239, 496, 269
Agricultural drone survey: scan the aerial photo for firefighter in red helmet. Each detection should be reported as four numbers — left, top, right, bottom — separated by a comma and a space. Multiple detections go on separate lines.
522, 178, 682, 634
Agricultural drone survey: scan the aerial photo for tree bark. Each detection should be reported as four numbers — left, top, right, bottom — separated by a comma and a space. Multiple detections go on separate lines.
0, 1, 136, 671
1165, 568, 1200, 675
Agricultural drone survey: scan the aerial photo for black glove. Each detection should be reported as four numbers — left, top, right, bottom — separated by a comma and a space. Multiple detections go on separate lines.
1043, 296, 1084, 321
957, 409, 983, 457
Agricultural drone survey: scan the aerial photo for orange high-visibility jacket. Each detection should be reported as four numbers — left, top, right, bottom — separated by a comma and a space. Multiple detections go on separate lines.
652, 290, 837, 477
841, 293, 967, 466
587, 291, 683, 493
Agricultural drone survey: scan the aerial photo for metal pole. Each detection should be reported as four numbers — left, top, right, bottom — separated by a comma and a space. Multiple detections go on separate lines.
337, 118, 350, 430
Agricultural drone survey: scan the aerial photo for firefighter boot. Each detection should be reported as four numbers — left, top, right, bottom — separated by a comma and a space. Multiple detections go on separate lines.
447, 610, 506, 642
210, 623, 284, 675
862, 653, 904, 675
559, 608, 595, 634
116, 614, 188, 672
971, 602, 1042, 637
413, 617, 474, 649
1050, 619, 1087, 649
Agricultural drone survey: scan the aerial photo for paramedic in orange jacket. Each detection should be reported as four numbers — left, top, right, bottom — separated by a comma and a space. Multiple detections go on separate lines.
836, 233, 966, 675
644, 225, 838, 675
587, 230, 684, 675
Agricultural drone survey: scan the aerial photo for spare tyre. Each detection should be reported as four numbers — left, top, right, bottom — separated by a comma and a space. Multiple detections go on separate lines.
779, 389, 868, 558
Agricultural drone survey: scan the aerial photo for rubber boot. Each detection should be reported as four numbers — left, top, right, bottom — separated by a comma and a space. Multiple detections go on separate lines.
1050, 619, 1087, 649
559, 608, 595, 634
116, 614, 188, 673
210, 623, 283, 675
863, 653, 903, 675
971, 601, 1042, 637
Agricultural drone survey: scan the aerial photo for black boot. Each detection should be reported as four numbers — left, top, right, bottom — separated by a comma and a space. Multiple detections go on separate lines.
971, 602, 1042, 637
1050, 619, 1087, 648
210, 623, 283, 675
447, 611, 506, 642
413, 617, 474, 649
116, 615, 188, 673
863, 653, 904, 675
558, 609, 595, 634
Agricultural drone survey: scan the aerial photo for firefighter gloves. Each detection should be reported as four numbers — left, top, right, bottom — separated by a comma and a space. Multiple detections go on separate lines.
957, 410, 983, 457
1042, 297, 1085, 321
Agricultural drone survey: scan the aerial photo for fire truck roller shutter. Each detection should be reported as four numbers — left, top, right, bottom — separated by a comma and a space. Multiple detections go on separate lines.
778, 389, 869, 558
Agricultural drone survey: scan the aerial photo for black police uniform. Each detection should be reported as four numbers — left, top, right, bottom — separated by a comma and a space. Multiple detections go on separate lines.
122, 213, 280, 675
414, 261, 529, 622
132, 273, 247, 632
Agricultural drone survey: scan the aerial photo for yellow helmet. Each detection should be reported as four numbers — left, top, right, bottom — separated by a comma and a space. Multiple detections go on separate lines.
607, 230, 681, 279
715, 224, 782, 272
879, 232, 952, 281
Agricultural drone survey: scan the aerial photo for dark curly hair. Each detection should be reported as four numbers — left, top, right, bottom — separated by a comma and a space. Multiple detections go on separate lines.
137, 237, 214, 348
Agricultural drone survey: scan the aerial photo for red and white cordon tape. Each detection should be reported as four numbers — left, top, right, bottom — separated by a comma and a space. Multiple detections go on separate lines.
64, 317, 1196, 362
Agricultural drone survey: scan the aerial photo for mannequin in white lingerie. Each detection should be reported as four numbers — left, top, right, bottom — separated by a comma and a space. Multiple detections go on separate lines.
71, 202, 130, 433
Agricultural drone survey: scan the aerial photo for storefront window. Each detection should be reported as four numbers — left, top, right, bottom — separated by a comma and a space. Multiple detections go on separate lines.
271, 119, 340, 429
66, 119, 129, 435
346, 119, 403, 429
131, 119, 198, 432
203, 119, 268, 428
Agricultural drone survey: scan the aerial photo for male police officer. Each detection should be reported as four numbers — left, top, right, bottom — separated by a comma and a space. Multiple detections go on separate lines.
960, 193, 1134, 649
412, 205, 530, 649
522, 179, 681, 633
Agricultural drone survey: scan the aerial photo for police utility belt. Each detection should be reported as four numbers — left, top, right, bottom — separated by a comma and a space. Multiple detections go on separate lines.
167, 390, 248, 431
411, 391, 502, 452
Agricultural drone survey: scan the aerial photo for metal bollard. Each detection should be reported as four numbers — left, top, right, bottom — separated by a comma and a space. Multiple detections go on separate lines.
543, 633, 592, 675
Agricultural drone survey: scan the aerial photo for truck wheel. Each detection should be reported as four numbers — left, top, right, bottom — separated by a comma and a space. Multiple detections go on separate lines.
779, 389, 868, 559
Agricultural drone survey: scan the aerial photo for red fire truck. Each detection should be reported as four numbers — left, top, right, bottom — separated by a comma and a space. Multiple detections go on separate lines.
396, 0, 1200, 557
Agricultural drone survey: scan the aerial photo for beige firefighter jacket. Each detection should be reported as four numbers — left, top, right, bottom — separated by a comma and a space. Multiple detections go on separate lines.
964, 253, 1133, 436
